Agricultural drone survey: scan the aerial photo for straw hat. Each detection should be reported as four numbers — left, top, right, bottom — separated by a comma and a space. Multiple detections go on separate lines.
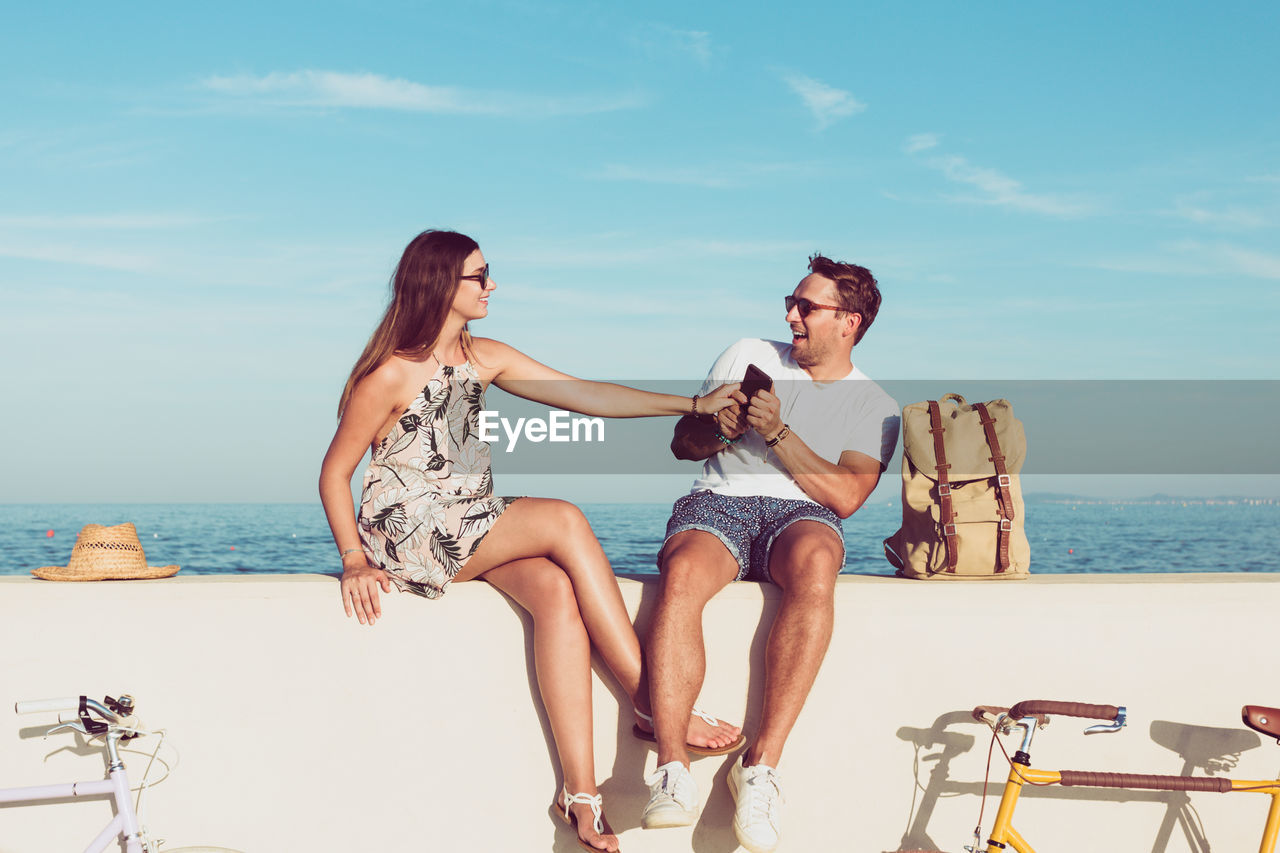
34, 523, 180, 581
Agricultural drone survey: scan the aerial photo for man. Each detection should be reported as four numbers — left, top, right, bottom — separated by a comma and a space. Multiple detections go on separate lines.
641, 254, 899, 853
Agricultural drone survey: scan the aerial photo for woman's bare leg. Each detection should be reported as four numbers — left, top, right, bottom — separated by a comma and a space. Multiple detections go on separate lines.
481, 557, 617, 853
456, 498, 740, 749
458, 499, 639, 690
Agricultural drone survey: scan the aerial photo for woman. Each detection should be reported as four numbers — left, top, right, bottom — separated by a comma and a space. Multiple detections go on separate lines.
319, 230, 742, 853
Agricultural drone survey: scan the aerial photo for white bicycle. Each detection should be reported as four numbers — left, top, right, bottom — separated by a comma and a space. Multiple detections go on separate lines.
0, 693, 244, 853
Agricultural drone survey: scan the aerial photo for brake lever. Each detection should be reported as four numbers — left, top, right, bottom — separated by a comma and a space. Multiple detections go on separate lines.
47, 721, 89, 738
1084, 706, 1127, 734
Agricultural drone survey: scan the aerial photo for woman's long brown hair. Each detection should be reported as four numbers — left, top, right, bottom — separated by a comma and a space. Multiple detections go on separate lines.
338, 230, 481, 419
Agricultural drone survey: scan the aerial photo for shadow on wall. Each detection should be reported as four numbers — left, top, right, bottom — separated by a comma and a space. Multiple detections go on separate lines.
491, 577, 782, 853
475, 577, 1275, 853
887, 711, 1264, 853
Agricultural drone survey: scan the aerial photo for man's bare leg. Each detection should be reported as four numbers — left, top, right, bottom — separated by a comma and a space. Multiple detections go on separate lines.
647, 530, 740, 768
746, 521, 841, 769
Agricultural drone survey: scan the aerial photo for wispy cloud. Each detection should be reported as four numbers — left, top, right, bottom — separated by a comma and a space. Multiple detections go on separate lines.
0, 213, 227, 276
0, 213, 221, 230
1217, 244, 1280, 279
904, 133, 940, 153
505, 235, 812, 269
592, 164, 736, 189
493, 282, 765, 323
669, 28, 713, 65
680, 238, 814, 257
0, 242, 159, 273
1089, 242, 1280, 281
200, 70, 646, 117
1169, 201, 1267, 229
0, 231, 388, 290
630, 25, 715, 66
590, 161, 820, 189
905, 138, 1095, 217
0, 129, 158, 171
781, 73, 865, 130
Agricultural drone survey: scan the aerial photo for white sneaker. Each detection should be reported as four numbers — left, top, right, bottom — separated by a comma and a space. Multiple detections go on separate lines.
642, 760, 698, 828
727, 756, 783, 853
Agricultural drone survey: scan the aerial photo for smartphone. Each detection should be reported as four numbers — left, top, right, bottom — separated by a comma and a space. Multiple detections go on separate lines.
741, 364, 772, 400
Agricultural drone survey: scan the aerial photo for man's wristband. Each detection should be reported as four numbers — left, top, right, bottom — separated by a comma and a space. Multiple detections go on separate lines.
765, 424, 791, 447
714, 429, 742, 446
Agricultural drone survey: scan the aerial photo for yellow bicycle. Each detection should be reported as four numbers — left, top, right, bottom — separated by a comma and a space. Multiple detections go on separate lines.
970, 700, 1280, 853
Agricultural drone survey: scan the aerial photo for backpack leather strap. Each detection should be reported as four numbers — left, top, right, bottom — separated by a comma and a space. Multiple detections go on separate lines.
927, 400, 958, 572
973, 402, 1012, 572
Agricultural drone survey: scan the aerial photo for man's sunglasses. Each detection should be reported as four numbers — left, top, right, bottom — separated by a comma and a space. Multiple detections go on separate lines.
460, 264, 490, 287
785, 295, 844, 317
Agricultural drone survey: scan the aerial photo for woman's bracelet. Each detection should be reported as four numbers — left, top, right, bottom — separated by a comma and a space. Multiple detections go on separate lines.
690, 394, 700, 416
765, 424, 792, 447
339, 547, 362, 560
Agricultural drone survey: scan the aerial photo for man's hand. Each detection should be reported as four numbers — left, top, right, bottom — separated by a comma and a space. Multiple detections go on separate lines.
745, 388, 784, 441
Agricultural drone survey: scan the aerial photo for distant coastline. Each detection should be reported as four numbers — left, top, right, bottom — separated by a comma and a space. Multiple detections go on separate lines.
2, 494, 1279, 507
1025, 493, 1278, 506
5, 499, 1278, 576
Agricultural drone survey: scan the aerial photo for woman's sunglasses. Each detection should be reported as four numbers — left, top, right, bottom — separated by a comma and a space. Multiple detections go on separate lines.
460, 264, 490, 287
785, 295, 844, 317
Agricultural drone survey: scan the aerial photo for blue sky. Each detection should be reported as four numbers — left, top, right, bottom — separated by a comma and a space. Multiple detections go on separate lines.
3, 0, 1277, 502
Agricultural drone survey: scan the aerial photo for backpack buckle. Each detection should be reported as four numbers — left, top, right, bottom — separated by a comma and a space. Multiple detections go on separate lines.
997, 474, 1012, 488
937, 483, 951, 498
999, 518, 1012, 532
942, 523, 957, 537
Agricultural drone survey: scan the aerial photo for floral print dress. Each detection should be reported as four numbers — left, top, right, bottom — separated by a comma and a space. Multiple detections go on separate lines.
358, 360, 518, 599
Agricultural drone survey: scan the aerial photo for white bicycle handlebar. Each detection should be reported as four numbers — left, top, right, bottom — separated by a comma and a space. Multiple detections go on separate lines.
14, 697, 81, 715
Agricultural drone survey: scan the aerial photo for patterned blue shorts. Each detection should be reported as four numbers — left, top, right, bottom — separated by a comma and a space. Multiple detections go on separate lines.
659, 491, 845, 583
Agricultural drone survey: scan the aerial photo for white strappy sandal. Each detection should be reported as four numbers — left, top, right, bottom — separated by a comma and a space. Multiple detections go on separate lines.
557, 786, 618, 852
632, 706, 746, 757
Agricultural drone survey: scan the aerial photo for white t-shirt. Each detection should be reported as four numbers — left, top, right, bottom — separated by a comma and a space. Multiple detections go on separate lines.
690, 338, 900, 502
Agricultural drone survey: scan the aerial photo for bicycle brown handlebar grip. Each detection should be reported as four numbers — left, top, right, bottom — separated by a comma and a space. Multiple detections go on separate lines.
972, 705, 1010, 722
1059, 771, 1231, 793
973, 704, 1050, 726
1008, 700, 1121, 721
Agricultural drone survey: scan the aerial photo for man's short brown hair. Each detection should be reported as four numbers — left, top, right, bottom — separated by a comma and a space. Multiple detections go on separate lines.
808, 254, 881, 345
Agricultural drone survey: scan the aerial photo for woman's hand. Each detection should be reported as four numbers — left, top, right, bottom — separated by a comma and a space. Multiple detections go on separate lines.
341, 556, 392, 626
714, 390, 750, 441
698, 382, 743, 416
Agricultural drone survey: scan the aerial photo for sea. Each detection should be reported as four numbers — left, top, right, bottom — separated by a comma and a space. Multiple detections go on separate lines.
2, 498, 1278, 577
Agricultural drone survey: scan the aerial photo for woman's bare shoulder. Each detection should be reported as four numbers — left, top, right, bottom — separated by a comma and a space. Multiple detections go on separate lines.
470, 336, 516, 360
470, 337, 520, 378
357, 355, 428, 405
364, 355, 411, 386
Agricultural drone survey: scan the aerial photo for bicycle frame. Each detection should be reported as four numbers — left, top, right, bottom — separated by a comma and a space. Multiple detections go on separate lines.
0, 731, 144, 853
5, 693, 244, 853
982, 713, 1280, 853
2, 701, 147, 853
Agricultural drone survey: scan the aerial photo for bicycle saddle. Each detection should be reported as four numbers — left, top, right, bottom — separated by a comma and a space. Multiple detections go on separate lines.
1242, 706, 1280, 740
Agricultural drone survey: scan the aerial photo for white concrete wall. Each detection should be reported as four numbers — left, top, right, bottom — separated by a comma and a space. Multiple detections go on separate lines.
1, 573, 1278, 853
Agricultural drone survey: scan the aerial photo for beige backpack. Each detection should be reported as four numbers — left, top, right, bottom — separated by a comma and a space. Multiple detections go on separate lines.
884, 394, 1030, 579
